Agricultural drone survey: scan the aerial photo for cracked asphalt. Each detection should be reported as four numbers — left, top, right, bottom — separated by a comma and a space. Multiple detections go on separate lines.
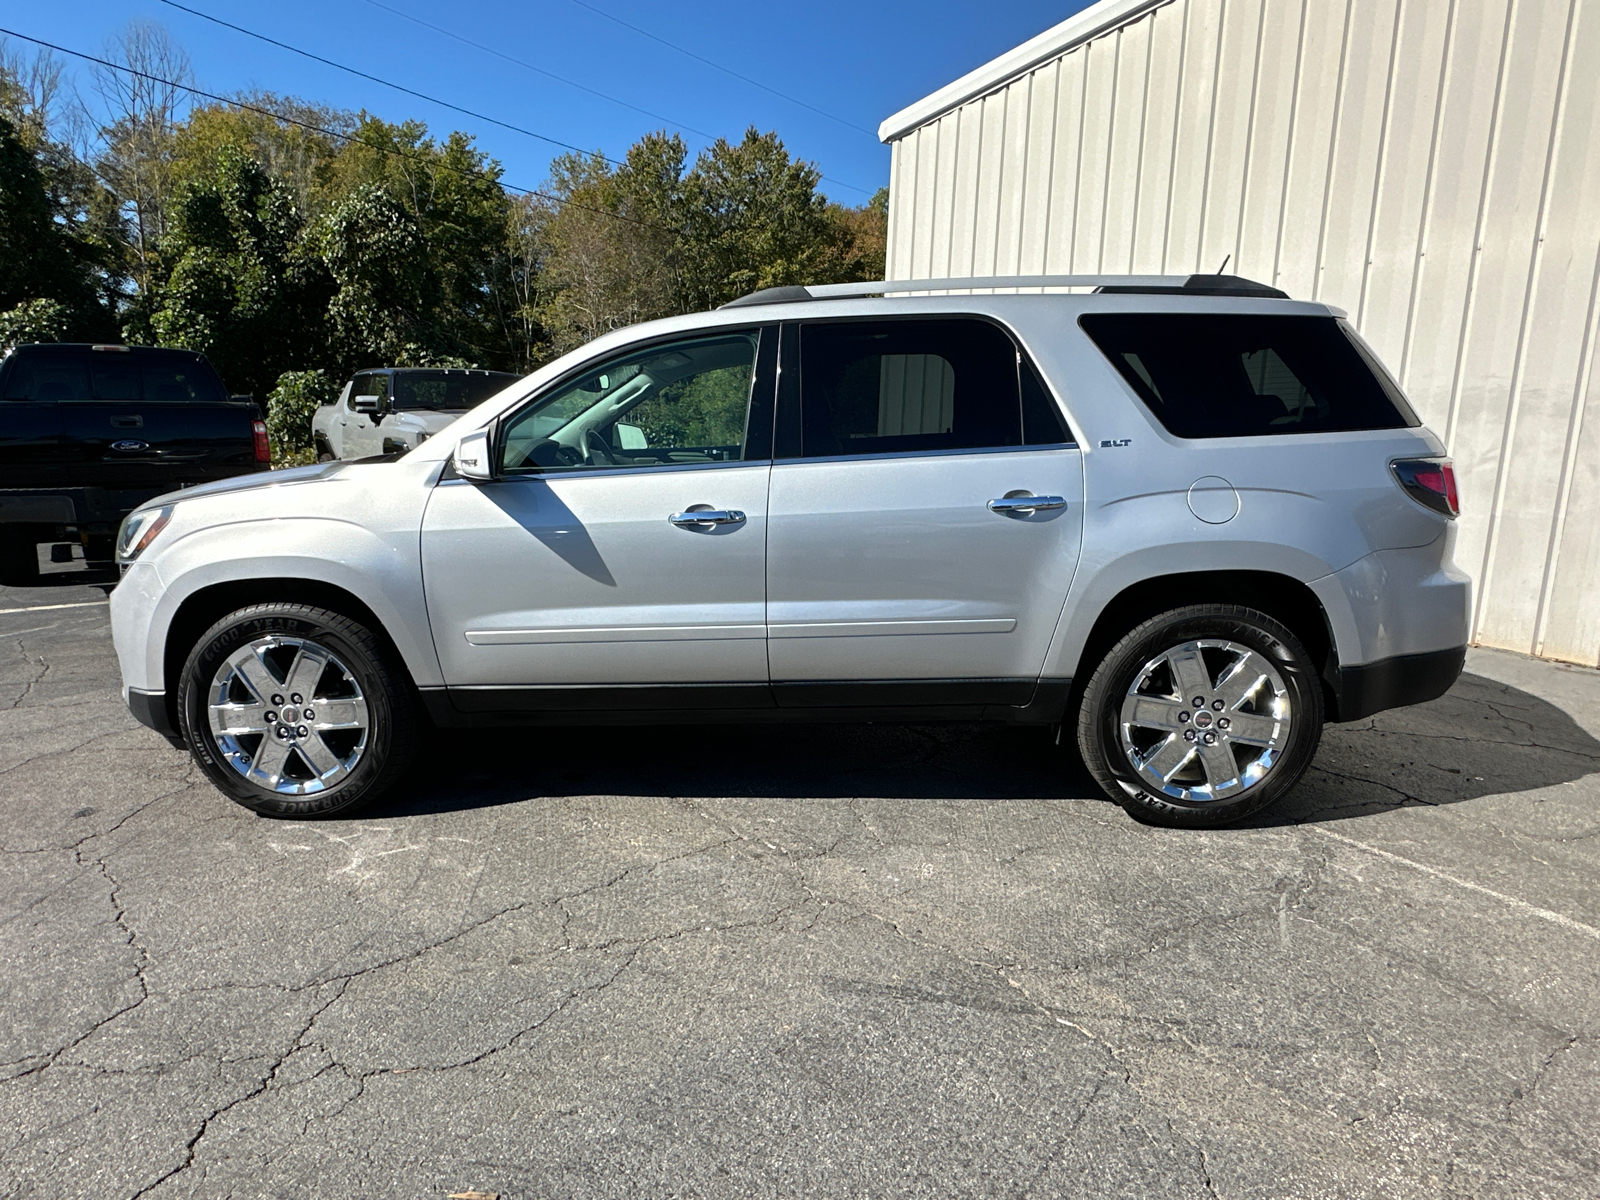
3, 562, 1599, 1200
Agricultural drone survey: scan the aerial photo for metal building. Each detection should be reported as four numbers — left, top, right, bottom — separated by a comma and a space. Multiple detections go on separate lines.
879, 0, 1600, 666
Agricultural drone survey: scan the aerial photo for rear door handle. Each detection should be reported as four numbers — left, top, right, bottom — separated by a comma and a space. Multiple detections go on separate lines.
987, 495, 1067, 515
669, 508, 747, 528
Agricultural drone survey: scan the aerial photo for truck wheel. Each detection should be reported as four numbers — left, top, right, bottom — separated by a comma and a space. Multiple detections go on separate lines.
1076, 604, 1323, 826
177, 602, 417, 817
0, 532, 40, 586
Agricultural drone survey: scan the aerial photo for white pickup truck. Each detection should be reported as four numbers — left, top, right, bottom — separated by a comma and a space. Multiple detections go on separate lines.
311, 367, 521, 461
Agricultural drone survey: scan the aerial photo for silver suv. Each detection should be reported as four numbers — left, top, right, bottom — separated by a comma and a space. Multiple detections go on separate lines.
110, 275, 1470, 826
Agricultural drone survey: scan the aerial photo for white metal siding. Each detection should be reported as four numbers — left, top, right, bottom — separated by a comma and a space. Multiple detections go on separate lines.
885, 0, 1600, 666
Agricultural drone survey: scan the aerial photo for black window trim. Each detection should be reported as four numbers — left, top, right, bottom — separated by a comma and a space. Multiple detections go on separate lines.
489, 322, 779, 480
773, 312, 1079, 464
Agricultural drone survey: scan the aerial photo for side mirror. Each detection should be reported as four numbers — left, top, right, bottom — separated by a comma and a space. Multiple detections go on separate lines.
453, 429, 494, 482
353, 396, 382, 415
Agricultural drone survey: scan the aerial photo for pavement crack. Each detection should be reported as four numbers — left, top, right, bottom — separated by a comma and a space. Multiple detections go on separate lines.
1506, 1033, 1580, 1118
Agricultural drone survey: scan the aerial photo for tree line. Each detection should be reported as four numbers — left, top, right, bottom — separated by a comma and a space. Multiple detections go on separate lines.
0, 23, 887, 410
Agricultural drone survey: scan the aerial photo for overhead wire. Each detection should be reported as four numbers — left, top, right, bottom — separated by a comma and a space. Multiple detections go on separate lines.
353, 0, 718, 141
0, 26, 678, 233
327, 0, 876, 196
568, 0, 879, 139
155, 0, 622, 163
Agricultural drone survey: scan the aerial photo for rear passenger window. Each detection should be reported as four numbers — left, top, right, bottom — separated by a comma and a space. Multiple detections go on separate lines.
1079, 313, 1420, 438
793, 319, 1070, 458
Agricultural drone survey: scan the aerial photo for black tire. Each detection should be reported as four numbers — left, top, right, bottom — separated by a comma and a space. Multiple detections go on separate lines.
1076, 604, 1323, 827
178, 602, 417, 817
0, 531, 40, 586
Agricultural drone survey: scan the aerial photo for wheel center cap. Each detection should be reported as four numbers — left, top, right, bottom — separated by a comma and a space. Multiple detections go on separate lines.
1194, 711, 1215, 729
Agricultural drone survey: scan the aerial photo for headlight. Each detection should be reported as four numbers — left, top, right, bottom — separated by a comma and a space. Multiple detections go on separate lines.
116, 505, 174, 563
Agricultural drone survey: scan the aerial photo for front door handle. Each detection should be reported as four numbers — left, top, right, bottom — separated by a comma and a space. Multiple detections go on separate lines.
988, 494, 1067, 515
669, 508, 747, 528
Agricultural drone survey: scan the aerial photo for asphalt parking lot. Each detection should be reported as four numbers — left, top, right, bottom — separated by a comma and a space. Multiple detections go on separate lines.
2, 561, 1598, 1200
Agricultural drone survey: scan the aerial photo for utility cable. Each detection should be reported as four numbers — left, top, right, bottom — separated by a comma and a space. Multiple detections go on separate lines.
569, 0, 877, 138
0, 27, 677, 233
356, 0, 871, 195
354, 0, 717, 140
155, 0, 620, 163
158, 0, 874, 197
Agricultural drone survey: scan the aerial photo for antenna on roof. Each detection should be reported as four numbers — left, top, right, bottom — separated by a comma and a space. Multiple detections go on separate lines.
1216, 254, 1232, 273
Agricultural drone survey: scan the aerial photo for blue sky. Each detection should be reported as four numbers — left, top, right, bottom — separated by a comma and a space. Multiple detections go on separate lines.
8, 0, 1093, 204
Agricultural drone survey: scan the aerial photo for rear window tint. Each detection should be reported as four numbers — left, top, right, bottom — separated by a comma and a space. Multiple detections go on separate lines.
2, 351, 227, 403
1079, 314, 1419, 438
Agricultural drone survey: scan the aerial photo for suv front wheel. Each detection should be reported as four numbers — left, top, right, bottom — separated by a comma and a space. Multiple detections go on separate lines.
1077, 604, 1324, 826
178, 602, 417, 817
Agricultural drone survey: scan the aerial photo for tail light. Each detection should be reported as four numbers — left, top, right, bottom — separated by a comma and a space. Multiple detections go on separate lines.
252, 419, 271, 464
1391, 457, 1459, 518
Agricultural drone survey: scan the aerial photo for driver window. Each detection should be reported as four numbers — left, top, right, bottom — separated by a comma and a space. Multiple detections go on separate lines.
499, 332, 759, 473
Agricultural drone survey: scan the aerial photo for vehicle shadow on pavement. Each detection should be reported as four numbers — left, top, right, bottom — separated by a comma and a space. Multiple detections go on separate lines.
393, 721, 1097, 815
1248, 669, 1600, 826
382, 670, 1600, 822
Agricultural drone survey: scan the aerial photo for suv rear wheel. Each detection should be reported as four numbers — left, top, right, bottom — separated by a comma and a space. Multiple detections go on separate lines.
178, 602, 416, 817
1076, 604, 1323, 826
0, 530, 40, 586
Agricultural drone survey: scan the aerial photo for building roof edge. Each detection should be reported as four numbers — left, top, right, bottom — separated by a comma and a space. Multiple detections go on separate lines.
877, 0, 1169, 143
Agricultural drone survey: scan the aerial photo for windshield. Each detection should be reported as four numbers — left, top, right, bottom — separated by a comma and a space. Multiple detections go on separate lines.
391, 371, 520, 411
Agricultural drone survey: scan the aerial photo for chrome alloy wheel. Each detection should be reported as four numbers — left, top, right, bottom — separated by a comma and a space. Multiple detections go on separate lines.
206, 635, 370, 795
1118, 638, 1292, 804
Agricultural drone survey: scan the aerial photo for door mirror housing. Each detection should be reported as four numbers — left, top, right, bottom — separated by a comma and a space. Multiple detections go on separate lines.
353, 395, 382, 415
453, 429, 494, 482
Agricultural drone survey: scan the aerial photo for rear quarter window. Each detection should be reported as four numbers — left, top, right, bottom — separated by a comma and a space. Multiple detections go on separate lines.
1079, 313, 1419, 438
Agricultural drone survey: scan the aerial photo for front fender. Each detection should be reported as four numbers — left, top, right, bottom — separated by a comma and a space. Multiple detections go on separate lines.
136, 516, 443, 693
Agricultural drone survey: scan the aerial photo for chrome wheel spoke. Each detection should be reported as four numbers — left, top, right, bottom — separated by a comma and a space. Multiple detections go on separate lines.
229, 646, 284, 706
1166, 644, 1214, 700
251, 736, 293, 786
1215, 653, 1270, 710
1122, 694, 1189, 732
295, 732, 342, 778
313, 697, 367, 730
209, 700, 270, 736
1224, 711, 1280, 746
1139, 733, 1196, 782
283, 644, 329, 702
1197, 741, 1242, 792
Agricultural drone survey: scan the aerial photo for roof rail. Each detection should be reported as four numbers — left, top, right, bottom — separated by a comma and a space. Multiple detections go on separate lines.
720, 273, 1287, 307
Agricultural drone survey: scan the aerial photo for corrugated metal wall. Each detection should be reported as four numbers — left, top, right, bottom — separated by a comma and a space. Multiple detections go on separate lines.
885, 0, 1600, 666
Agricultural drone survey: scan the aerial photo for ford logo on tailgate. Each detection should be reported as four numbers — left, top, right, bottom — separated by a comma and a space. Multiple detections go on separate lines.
110, 439, 151, 452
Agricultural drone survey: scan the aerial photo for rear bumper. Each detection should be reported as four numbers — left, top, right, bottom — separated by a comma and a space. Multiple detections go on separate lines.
1331, 646, 1466, 723
125, 686, 185, 746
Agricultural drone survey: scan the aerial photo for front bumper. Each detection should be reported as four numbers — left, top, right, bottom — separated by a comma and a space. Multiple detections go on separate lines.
125, 686, 185, 746
1331, 645, 1466, 722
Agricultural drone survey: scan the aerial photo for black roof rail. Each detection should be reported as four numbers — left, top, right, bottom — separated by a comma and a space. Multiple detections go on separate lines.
1094, 274, 1289, 299
720, 285, 815, 309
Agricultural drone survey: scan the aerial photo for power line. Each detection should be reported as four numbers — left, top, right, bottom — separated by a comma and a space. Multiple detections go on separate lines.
155, 0, 620, 164
158, 0, 875, 198
568, 0, 878, 139
354, 0, 717, 140
0, 26, 676, 233
356, 0, 874, 198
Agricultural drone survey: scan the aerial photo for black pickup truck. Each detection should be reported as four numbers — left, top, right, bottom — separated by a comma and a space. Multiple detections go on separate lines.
0, 343, 269, 584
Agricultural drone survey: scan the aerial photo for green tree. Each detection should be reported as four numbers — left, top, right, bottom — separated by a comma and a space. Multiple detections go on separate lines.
315, 182, 434, 370
0, 110, 112, 339
148, 145, 325, 398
